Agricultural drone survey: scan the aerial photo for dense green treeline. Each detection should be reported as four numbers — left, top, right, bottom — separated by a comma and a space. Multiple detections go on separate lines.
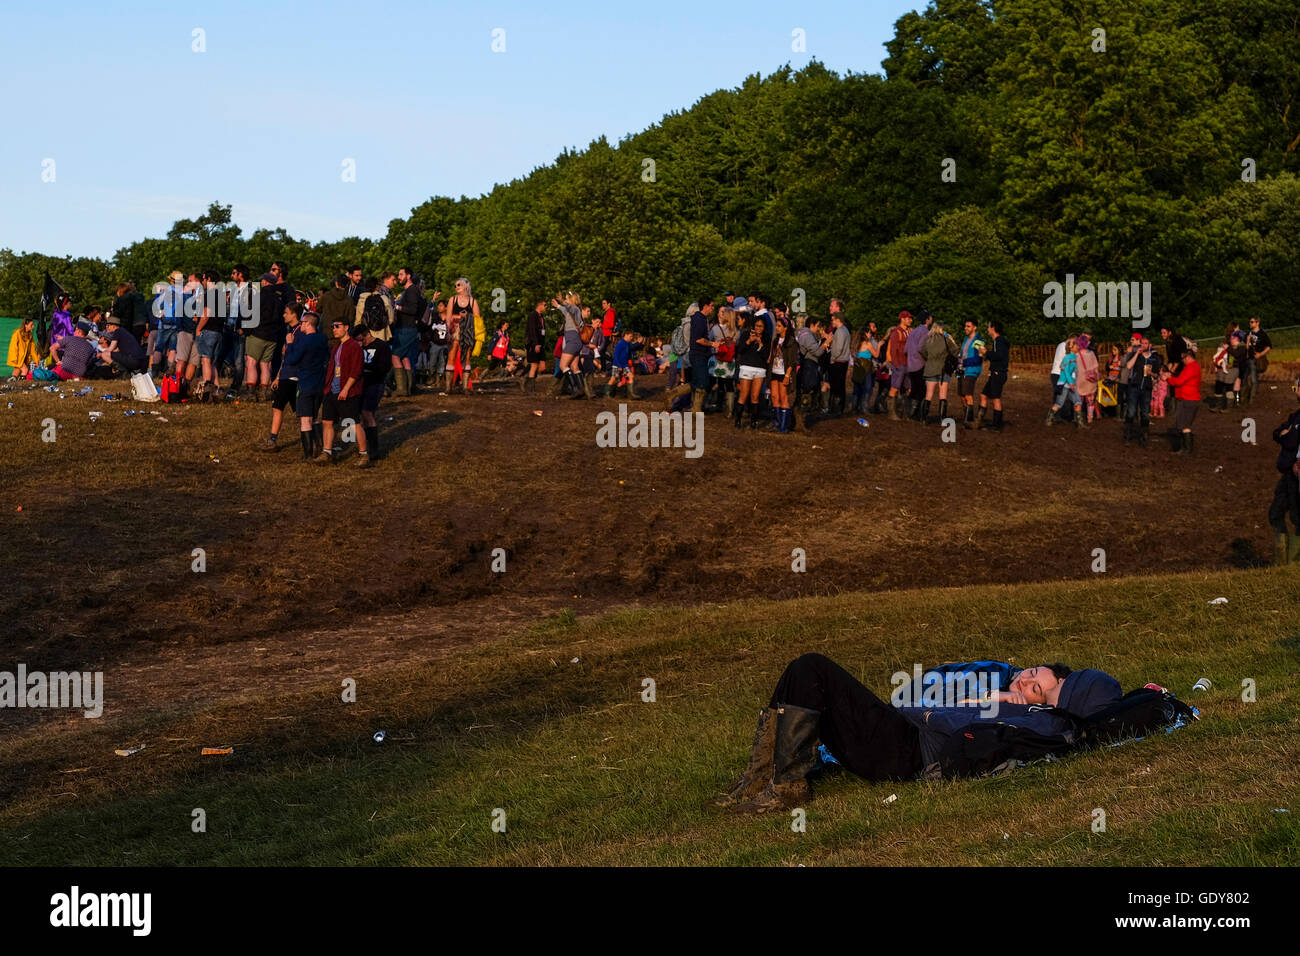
3, 0, 1297, 341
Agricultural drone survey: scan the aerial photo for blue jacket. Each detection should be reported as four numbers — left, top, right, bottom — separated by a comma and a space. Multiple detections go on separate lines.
895, 664, 1122, 767
283, 330, 329, 394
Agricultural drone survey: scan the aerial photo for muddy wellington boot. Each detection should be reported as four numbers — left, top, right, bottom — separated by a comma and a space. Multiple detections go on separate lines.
712, 708, 777, 808
663, 381, 691, 410
736, 703, 822, 814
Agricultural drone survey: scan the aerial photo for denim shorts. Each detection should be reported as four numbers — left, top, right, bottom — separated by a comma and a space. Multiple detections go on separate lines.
392, 326, 419, 362
196, 329, 222, 360
151, 327, 177, 357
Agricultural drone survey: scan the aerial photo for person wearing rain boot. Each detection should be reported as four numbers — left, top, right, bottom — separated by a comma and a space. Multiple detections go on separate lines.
958, 319, 985, 430
606, 329, 642, 399
920, 317, 958, 425
976, 320, 1009, 430
1165, 348, 1202, 454
770, 315, 798, 433
717, 653, 1120, 813
686, 297, 717, 414
1268, 375, 1300, 565
283, 311, 329, 462
734, 316, 769, 429
1122, 335, 1161, 447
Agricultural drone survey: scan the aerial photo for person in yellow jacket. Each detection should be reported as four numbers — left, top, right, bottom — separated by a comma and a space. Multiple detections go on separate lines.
7, 317, 40, 379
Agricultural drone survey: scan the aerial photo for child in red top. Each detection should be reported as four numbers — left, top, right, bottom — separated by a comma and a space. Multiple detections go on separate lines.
1164, 354, 1202, 454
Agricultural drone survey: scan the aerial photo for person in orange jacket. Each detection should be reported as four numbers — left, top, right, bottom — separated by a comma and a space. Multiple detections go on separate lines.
1164, 350, 1202, 454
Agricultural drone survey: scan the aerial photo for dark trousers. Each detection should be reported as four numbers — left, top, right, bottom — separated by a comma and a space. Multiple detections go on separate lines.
1126, 384, 1150, 427
770, 653, 923, 782
908, 369, 924, 402
829, 362, 848, 412
1268, 472, 1300, 534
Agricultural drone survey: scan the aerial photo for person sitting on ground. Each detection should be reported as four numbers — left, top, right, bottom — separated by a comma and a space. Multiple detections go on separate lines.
716, 652, 1121, 813
7, 317, 39, 380
50, 321, 103, 380
49, 295, 75, 346
97, 312, 147, 377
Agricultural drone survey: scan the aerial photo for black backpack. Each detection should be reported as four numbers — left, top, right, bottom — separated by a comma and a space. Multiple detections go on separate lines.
924, 687, 1198, 780
926, 719, 1077, 780
1075, 687, 1199, 748
362, 294, 389, 332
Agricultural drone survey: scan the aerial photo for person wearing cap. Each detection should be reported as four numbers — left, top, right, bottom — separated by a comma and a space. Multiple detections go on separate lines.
715, 652, 1121, 813
957, 319, 985, 428
244, 272, 283, 401
882, 311, 913, 420
1074, 333, 1100, 424
1267, 375, 1300, 564
97, 311, 147, 377
282, 309, 329, 461
314, 317, 364, 464
50, 321, 101, 380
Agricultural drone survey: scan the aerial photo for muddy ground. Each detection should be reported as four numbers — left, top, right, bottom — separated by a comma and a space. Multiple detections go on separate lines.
1, 367, 1295, 731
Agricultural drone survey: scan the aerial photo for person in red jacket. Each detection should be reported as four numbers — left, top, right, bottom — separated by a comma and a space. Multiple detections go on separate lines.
316, 320, 365, 464
1164, 350, 1202, 455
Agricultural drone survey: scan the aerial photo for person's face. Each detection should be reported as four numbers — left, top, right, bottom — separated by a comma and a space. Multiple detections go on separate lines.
383, 275, 396, 289
456, 280, 467, 295
349, 270, 362, 284
332, 321, 346, 336
986, 323, 995, 337
1250, 319, 1259, 330
398, 269, 409, 285
283, 306, 295, 323
868, 322, 877, 335
270, 264, 281, 279
1160, 328, 1171, 340
964, 322, 975, 336
1008, 666, 1063, 705
754, 319, 766, 337
901, 316, 912, 330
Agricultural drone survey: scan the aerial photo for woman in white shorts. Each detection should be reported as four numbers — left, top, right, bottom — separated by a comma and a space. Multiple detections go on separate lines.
733, 316, 769, 429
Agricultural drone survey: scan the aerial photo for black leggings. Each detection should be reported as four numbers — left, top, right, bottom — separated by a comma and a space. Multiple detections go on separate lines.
770, 653, 923, 781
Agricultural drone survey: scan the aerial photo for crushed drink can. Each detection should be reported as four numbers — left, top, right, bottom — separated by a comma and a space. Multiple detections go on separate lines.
857, 418, 870, 428
1193, 677, 1212, 692
372, 730, 386, 744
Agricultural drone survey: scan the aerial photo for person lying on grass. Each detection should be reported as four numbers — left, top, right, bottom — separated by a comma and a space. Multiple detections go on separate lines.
716, 653, 1121, 814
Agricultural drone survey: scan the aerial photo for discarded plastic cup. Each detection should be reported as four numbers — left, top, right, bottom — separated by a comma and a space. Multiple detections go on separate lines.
1192, 677, 1212, 692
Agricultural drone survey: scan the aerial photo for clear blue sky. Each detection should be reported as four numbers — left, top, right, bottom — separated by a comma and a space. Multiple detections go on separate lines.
0, 0, 921, 260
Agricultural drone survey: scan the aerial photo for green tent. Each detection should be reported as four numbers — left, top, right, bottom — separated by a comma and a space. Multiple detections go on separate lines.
0, 317, 20, 375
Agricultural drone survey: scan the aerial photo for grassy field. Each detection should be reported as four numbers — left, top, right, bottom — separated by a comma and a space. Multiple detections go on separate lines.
1, 566, 1295, 866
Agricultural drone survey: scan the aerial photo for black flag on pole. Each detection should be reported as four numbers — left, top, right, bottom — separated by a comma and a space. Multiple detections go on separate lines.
36, 272, 65, 350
